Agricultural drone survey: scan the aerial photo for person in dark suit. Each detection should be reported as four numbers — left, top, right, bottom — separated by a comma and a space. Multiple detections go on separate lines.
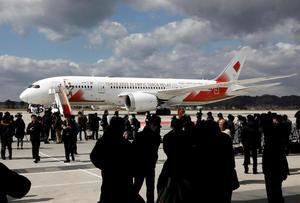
90, 117, 136, 203
14, 113, 26, 149
262, 114, 289, 203
90, 113, 101, 140
241, 115, 259, 174
190, 120, 236, 203
133, 114, 161, 203
1, 112, 14, 160
62, 116, 76, 162
158, 117, 193, 202
27, 115, 43, 163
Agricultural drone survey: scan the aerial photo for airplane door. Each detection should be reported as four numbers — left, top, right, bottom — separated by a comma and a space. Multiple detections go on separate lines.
49, 81, 61, 94
98, 82, 105, 93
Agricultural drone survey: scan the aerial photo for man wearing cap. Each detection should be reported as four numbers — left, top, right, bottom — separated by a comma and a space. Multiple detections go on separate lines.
14, 113, 25, 150
27, 115, 43, 163
133, 114, 161, 203
1, 112, 14, 160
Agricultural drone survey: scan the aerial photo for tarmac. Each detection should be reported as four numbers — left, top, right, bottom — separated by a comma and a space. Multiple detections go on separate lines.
1, 110, 300, 203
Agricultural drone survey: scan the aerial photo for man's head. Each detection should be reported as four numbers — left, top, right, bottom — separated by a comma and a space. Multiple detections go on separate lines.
148, 114, 161, 133
31, 114, 37, 122
177, 107, 185, 119
227, 114, 234, 121
15, 113, 22, 118
217, 113, 223, 119
3, 112, 11, 121
218, 119, 228, 131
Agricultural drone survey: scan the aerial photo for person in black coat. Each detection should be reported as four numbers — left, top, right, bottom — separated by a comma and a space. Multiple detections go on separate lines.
0, 163, 31, 203
133, 114, 161, 203
1, 112, 14, 160
190, 120, 236, 203
262, 114, 289, 203
27, 114, 43, 163
62, 116, 76, 162
241, 115, 259, 174
157, 117, 196, 203
90, 113, 101, 140
42, 110, 52, 144
101, 110, 109, 133
90, 117, 136, 203
14, 113, 25, 149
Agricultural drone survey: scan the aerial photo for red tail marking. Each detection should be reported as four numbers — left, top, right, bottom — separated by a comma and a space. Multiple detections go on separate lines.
233, 61, 240, 72
216, 74, 230, 83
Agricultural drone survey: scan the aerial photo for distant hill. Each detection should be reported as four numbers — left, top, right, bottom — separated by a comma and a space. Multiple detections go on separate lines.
0, 95, 300, 110
204, 95, 300, 110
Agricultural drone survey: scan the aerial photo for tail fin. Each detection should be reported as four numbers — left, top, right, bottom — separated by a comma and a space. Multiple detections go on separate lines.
215, 48, 247, 83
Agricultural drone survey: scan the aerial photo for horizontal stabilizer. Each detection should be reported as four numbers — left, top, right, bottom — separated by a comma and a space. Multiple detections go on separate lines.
156, 73, 296, 100
231, 82, 281, 92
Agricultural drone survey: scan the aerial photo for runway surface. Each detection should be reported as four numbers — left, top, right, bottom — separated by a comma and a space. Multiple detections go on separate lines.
2, 109, 300, 202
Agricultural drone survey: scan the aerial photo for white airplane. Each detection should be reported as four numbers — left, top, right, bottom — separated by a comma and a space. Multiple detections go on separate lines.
19, 49, 296, 116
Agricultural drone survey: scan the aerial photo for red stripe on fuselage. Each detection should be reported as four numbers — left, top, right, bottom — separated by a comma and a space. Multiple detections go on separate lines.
69, 90, 85, 102
183, 87, 228, 102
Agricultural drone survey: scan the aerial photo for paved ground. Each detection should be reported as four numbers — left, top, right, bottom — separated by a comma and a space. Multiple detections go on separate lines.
1, 110, 300, 202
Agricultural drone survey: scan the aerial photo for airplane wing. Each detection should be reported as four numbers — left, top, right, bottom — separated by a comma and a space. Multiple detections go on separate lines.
156, 73, 296, 100
230, 82, 281, 93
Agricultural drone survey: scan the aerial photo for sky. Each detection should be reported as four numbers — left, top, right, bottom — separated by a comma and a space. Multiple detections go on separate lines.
0, 0, 299, 101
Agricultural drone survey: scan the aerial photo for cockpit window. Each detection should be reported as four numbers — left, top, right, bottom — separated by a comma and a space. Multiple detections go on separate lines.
28, 84, 40, 88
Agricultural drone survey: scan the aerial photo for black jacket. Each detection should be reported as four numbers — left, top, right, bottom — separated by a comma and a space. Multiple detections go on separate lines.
14, 118, 25, 138
27, 122, 43, 141
132, 127, 161, 174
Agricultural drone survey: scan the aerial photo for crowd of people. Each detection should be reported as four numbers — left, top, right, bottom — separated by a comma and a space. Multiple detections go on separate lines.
89, 109, 299, 203
0, 109, 300, 202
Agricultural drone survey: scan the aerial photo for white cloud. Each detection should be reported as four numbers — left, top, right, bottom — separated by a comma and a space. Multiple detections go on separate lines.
114, 18, 213, 59
0, 0, 118, 40
88, 21, 128, 47
0, 55, 86, 100
126, 0, 300, 37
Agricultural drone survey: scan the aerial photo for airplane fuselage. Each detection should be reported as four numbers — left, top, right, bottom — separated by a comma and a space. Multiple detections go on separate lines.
20, 76, 231, 109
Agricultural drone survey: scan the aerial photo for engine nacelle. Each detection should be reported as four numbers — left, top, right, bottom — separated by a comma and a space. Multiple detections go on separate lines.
125, 92, 158, 112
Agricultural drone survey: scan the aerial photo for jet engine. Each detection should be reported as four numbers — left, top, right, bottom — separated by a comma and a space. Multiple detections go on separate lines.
125, 92, 158, 112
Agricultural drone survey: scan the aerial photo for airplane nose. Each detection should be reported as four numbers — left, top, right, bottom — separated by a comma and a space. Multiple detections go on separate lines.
19, 89, 29, 102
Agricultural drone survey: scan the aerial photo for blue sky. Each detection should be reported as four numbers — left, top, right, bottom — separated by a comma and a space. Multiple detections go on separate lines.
0, 3, 183, 63
0, 0, 299, 100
